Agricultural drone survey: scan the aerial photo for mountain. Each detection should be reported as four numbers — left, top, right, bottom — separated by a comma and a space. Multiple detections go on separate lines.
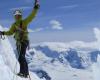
30, 42, 100, 68
26, 42, 100, 80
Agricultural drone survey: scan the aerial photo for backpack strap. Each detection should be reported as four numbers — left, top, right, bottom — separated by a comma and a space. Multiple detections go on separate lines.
20, 21, 23, 29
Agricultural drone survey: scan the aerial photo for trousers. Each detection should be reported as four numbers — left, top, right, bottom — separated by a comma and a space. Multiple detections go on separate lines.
16, 40, 29, 75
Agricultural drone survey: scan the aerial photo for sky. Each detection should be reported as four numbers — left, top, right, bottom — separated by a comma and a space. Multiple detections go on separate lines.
0, 0, 100, 43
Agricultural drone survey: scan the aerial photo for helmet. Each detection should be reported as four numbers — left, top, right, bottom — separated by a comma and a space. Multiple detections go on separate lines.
13, 10, 22, 16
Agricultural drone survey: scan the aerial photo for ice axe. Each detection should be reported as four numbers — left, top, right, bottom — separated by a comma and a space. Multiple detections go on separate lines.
34, 0, 40, 9
35, 0, 39, 5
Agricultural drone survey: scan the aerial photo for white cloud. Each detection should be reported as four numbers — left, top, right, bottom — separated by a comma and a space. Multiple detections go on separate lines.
50, 20, 63, 30
38, 27, 100, 51
65, 28, 100, 50
94, 28, 100, 43
66, 27, 100, 50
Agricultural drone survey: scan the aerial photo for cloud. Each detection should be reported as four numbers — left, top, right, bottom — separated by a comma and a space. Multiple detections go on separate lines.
94, 28, 100, 43
50, 20, 63, 30
67, 27, 100, 50
38, 27, 100, 50
66, 28, 100, 50
59, 4, 78, 9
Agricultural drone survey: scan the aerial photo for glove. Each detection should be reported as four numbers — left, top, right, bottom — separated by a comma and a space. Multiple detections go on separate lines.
34, 4, 40, 9
0, 31, 4, 35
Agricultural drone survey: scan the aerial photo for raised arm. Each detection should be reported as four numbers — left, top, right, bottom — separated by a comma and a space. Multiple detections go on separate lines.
24, 4, 40, 26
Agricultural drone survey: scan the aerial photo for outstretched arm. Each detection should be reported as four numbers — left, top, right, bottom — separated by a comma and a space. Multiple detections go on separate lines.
3, 24, 16, 36
24, 4, 40, 26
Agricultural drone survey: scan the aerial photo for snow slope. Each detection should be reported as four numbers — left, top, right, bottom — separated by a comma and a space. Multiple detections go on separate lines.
92, 55, 100, 80
0, 25, 41, 80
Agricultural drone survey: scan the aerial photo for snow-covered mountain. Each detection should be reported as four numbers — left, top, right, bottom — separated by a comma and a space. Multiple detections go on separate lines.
29, 42, 100, 68
26, 27, 100, 80
26, 42, 100, 80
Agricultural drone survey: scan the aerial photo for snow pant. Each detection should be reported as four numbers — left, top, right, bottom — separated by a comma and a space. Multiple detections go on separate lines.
16, 40, 29, 75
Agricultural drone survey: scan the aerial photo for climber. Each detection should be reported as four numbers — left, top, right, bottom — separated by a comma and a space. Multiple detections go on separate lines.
0, 0, 40, 78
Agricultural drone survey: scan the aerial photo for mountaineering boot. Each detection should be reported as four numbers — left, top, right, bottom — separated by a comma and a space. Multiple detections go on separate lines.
22, 74, 29, 78
17, 73, 28, 78
17, 73, 23, 77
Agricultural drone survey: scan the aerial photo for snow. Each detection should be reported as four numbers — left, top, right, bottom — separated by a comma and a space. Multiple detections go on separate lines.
40, 59, 93, 80
0, 25, 41, 80
92, 55, 100, 80
29, 41, 100, 80
1, 24, 100, 80
28, 33, 100, 80
27, 47, 94, 80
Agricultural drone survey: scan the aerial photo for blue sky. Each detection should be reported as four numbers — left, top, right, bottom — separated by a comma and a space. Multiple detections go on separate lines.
0, 0, 100, 43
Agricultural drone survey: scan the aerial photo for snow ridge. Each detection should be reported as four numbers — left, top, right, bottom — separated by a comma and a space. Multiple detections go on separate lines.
0, 25, 41, 80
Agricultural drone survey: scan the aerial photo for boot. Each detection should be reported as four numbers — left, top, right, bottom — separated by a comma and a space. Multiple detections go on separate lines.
17, 73, 28, 78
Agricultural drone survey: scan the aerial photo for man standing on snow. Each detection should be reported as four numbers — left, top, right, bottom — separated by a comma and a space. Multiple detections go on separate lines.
0, 1, 40, 78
